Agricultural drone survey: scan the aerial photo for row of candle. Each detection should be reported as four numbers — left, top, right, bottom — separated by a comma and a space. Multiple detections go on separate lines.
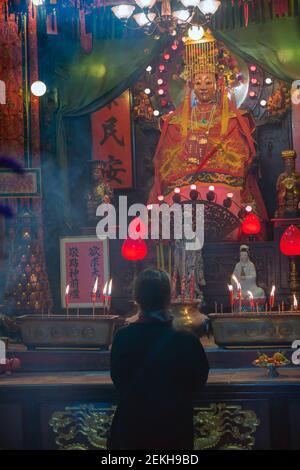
65, 277, 113, 317
227, 279, 298, 313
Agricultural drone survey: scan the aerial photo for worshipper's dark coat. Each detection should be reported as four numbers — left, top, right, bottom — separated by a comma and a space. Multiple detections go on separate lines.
108, 318, 209, 450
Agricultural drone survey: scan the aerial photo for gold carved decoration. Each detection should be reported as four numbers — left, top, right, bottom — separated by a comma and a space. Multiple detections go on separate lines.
49, 405, 116, 450
49, 403, 260, 450
194, 403, 260, 450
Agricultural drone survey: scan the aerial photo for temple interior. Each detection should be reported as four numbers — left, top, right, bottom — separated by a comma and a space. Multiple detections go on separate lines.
1, 0, 300, 452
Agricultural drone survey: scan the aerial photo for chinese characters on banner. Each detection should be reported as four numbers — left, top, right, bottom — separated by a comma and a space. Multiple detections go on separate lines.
60, 237, 109, 308
91, 89, 133, 189
292, 81, 300, 173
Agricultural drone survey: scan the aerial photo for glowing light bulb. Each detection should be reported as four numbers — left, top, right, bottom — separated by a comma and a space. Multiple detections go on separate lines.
144, 88, 151, 95
146, 65, 152, 72
153, 110, 160, 117
188, 25, 204, 41
31, 81, 47, 97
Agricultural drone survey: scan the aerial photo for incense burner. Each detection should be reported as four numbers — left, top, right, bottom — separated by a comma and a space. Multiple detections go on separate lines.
17, 315, 119, 350
170, 301, 209, 337
210, 312, 300, 348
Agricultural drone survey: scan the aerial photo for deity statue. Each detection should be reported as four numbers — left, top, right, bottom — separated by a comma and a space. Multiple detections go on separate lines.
232, 245, 265, 310
276, 150, 300, 218
149, 32, 268, 239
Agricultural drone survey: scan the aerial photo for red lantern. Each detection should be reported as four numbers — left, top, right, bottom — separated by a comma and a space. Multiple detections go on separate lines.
280, 225, 300, 256
241, 213, 261, 235
121, 237, 148, 261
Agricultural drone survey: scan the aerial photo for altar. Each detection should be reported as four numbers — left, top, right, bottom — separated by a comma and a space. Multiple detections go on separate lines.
1, 0, 300, 453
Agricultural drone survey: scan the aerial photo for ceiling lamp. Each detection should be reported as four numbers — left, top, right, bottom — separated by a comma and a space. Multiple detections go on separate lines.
111, 4, 135, 20
172, 9, 192, 24
188, 25, 204, 41
198, 0, 221, 16
133, 12, 156, 27
180, 0, 201, 7
135, 0, 157, 8
111, 0, 221, 36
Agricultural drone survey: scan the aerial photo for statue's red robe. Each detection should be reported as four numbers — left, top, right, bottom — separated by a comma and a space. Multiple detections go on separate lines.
149, 100, 268, 230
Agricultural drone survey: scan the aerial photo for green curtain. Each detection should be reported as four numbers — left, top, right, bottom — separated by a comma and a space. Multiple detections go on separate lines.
55, 36, 166, 170
212, 16, 300, 82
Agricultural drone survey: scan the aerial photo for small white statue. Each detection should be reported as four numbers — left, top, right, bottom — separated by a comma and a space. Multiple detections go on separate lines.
232, 245, 265, 310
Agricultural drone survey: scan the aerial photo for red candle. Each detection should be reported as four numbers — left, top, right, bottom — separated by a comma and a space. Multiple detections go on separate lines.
228, 285, 234, 309
247, 291, 254, 311
65, 284, 70, 317
91, 277, 98, 316
106, 279, 113, 313
269, 285, 275, 309
102, 281, 108, 314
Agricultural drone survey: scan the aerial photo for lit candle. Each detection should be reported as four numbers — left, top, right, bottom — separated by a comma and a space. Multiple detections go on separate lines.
65, 284, 70, 318
228, 285, 234, 313
293, 294, 298, 311
102, 281, 108, 314
106, 279, 113, 313
247, 291, 254, 311
91, 277, 98, 317
232, 275, 242, 312
269, 285, 276, 309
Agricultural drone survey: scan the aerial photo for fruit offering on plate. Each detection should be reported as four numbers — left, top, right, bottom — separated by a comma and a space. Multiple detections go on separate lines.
0, 357, 21, 375
253, 352, 290, 368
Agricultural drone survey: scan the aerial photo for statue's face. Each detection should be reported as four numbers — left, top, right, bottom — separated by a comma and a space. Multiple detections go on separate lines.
240, 251, 249, 263
193, 73, 217, 103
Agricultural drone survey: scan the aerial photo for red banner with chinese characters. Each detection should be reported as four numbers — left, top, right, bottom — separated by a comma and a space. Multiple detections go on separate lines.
91, 89, 133, 189
292, 81, 300, 172
60, 236, 110, 308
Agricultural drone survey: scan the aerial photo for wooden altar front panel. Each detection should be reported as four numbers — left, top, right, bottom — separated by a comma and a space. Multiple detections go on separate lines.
1, 370, 300, 450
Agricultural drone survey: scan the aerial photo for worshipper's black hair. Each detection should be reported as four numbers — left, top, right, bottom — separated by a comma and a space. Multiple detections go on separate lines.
134, 268, 171, 313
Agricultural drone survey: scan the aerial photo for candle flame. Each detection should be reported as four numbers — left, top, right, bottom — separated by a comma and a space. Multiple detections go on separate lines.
65, 284, 70, 295
228, 284, 233, 292
247, 291, 254, 300
103, 281, 108, 296
93, 277, 98, 294
271, 285, 276, 296
108, 278, 113, 296
293, 294, 298, 310
232, 275, 241, 290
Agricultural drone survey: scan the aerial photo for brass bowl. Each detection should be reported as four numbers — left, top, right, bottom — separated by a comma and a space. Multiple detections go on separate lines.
170, 301, 210, 337
210, 312, 300, 348
17, 315, 119, 350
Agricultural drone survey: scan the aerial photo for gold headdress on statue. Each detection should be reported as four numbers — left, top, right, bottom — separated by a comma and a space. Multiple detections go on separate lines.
184, 30, 217, 80
181, 30, 245, 136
